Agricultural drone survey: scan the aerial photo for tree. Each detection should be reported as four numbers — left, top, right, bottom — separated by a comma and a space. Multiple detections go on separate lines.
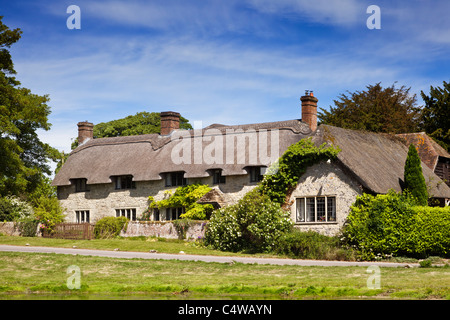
420, 81, 450, 151
404, 144, 428, 206
70, 111, 193, 150
318, 83, 421, 134
0, 16, 60, 197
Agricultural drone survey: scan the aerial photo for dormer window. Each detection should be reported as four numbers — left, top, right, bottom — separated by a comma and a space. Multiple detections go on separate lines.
113, 175, 136, 190
248, 166, 266, 182
165, 172, 187, 187
211, 169, 226, 184
72, 178, 89, 192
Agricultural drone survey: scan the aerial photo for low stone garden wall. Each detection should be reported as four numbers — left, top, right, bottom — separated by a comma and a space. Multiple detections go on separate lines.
1, 220, 208, 240
120, 221, 208, 240
0, 222, 41, 237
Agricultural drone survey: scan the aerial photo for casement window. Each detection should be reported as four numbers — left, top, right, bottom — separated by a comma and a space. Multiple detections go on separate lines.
113, 175, 136, 190
296, 196, 336, 223
212, 169, 226, 184
116, 208, 137, 221
75, 210, 90, 223
153, 208, 160, 221
248, 166, 266, 182
165, 172, 187, 187
72, 178, 89, 192
167, 207, 184, 220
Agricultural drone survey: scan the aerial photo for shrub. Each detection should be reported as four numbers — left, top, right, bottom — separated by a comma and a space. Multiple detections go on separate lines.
94, 216, 129, 239
0, 196, 34, 222
275, 229, 353, 260
342, 190, 450, 260
204, 189, 292, 252
33, 196, 65, 234
173, 218, 194, 240
404, 144, 428, 206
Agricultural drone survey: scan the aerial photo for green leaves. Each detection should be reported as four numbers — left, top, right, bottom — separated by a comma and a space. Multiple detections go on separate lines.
204, 189, 292, 253
342, 191, 450, 260
318, 83, 421, 134
0, 19, 60, 197
260, 137, 340, 204
404, 144, 428, 206
148, 184, 213, 220
420, 81, 450, 151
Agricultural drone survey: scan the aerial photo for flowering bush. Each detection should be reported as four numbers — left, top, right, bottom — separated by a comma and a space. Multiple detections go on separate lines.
0, 196, 34, 222
204, 189, 292, 252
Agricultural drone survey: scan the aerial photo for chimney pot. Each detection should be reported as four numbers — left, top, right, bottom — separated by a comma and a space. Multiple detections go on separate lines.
300, 93, 318, 132
160, 111, 181, 135
77, 121, 94, 145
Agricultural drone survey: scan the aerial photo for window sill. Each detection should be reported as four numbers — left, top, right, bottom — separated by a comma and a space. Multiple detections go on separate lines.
295, 221, 338, 225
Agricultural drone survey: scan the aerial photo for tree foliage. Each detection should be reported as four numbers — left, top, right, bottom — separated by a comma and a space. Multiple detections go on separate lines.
404, 144, 429, 206
318, 83, 421, 134
420, 81, 450, 151
0, 16, 61, 197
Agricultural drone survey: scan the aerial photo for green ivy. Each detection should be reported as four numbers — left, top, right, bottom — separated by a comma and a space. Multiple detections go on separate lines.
259, 137, 341, 204
147, 184, 214, 220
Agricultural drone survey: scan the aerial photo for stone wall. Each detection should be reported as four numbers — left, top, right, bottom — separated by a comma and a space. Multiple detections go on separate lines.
120, 221, 207, 240
57, 174, 257, 223
287, 160, 363, 236
0, 222, 41, 237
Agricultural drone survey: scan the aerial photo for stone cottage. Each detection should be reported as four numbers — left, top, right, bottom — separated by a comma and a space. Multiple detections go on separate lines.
52, 93, 450, 235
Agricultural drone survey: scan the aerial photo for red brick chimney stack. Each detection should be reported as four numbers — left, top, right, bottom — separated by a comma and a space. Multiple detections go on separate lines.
77, 121, 94, 145
160, 111, 181, 135
301, 91, 318, 132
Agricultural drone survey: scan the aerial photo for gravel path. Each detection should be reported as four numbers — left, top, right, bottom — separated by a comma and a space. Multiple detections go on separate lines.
0, 244, 417, 267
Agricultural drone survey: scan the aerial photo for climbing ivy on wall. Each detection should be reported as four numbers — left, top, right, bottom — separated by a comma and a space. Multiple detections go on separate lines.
259, 137, 341, 205
147, 184, 214, 220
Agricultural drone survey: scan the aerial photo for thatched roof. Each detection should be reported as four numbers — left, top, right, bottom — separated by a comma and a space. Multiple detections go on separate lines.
53, 119, 311, 186
52, 117, 450, 199
316, 125, 450, 198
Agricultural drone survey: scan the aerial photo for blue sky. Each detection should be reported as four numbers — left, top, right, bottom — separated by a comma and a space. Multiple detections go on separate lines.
2, 0, 450, 157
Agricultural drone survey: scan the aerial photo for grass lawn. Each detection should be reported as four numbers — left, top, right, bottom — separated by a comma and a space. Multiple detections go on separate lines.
1, 235, 449, 300
0, 249, 449, 300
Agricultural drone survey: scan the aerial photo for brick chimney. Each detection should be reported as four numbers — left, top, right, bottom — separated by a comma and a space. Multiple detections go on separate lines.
160, 111, 181, 135
77, 121, 94, 145
300, 91, 318, 132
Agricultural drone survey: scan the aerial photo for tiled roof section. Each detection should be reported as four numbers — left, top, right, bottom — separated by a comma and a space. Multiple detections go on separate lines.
396, 132, 450, 170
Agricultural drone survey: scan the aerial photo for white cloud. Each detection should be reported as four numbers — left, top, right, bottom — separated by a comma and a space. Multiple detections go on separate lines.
246, 0, 364, 26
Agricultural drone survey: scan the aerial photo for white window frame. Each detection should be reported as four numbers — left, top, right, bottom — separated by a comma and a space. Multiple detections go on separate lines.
115, 208, 137, 221
75, 210, 90, 223
296, 196, 336, 223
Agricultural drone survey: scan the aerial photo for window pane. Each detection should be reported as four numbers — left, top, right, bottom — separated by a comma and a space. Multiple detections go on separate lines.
317, 197, 325, 222
327, 197, 336, 222
306, 198, 315, 222
296, 198, 305, 222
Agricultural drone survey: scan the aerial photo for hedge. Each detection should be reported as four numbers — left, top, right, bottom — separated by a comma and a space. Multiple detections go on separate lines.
342, 190, 450, 259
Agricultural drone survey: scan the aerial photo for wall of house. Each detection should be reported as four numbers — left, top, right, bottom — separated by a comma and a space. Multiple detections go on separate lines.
288, 161, 363, 236
57, 174, 259, 223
